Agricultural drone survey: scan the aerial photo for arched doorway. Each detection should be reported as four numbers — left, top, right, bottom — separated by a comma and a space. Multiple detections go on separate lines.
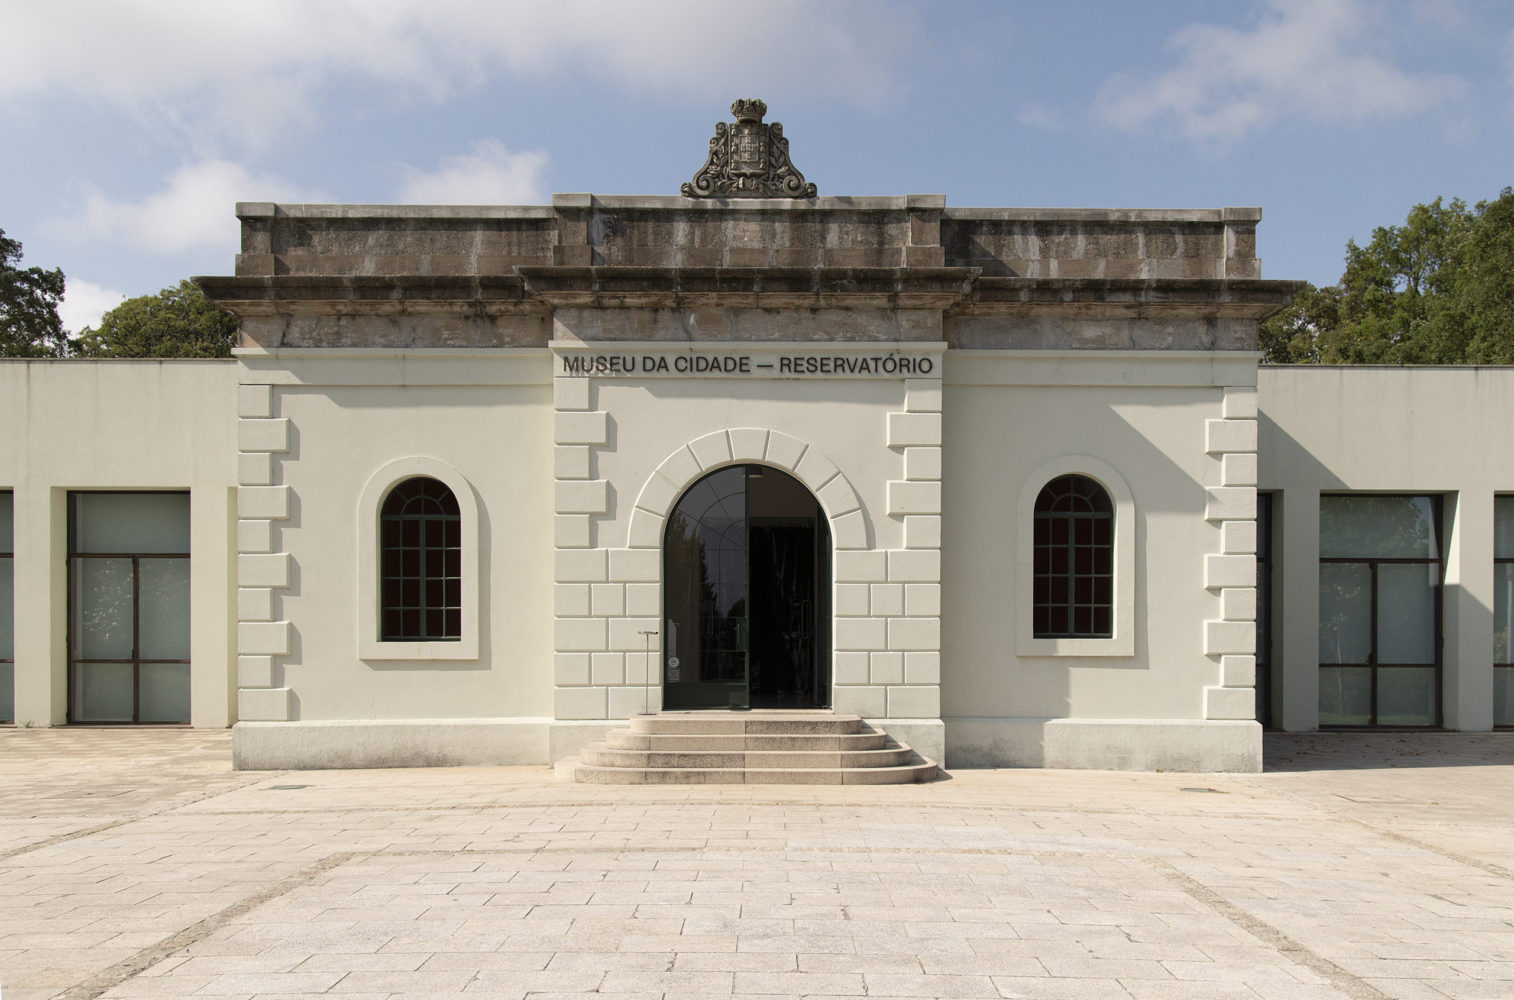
662, 465, 832, 710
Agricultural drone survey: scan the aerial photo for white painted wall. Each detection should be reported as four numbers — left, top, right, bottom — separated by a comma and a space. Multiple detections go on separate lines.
1259, 366, 1514, 732
0, 360, 238, 727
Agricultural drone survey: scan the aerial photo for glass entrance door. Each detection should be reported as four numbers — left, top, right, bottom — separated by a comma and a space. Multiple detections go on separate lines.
662, 465, 830, 710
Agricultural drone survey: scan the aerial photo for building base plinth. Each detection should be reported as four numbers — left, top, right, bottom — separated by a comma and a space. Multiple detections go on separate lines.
945, 717, 1261, 772
232, 718, 552, 770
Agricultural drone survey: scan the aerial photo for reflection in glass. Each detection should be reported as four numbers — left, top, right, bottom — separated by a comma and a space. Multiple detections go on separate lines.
1496, 667, 1514, 728
1377, 563, 1436, 664
139, 558, 191, 660
1319, 666, 1372, 725
664, 466, 748, 693
1496, 497, 1514, 559
1318, 563, 1371, 664
0, 663, 10, 724
139, 662, 191, 723
0, 557, 12, 659
1497, 563, 1514, 665
1376, 667, 1436, 726
74, 492, 190, 554
74, 559, 134, 660
1320, 495, 1437, 559
75, 662, 134, 721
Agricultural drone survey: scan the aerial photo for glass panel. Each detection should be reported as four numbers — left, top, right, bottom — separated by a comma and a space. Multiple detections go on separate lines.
1320, 495, 1437, 559
1496, 667, 1514, 727
1377, 563, 1436, 664
1497, 563, 1514, 664
138, 558, 190, 660
0, 492, 12, 552
1319, 665, 1372, 725
1377, 667, 1436, 726
75, 661, 134, 721
1319, 563, 1371, 664
73, 492, 190, 554
0, 662, 11, 722
0, 557, 12, 660
139, 662, 190, 723
1496, 497, 1514, 559
73, 558, 135, 660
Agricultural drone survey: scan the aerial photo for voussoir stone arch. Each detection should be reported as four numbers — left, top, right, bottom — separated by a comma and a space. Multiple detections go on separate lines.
626, 428, 869, 551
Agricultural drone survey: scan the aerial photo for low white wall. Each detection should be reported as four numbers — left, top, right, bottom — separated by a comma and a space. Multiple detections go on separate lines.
0, 361, 238, 727
1259, 366, 1514, 732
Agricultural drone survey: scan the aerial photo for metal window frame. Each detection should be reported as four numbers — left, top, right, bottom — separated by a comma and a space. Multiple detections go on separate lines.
1317, 494, 1443, 729
379, 478, 463, 643
1032, 476, 1114, 639
64, 488, 193, 726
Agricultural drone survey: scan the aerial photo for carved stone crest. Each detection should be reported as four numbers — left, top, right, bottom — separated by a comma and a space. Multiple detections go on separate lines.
682, 99, 817, 199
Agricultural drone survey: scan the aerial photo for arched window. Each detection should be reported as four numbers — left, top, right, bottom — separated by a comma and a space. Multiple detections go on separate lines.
380, 477, 461, 642
1033, 474, 1114, 639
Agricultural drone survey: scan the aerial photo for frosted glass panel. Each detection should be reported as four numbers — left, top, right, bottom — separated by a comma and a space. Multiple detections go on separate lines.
0, 492, 12, 552
74, 559, 134, 659
1319, 666, 1372, 725
139, 558, 190, 660
1497, 667, 1514, 727
1498, 564, 1514, 664
75, 662, 134, 721
1377, 667, 1436, 726
74, 493, 189, 554
1320, 496, 1437, 559
0, 663, 11, 722
139, 662, 190, 723
1319, 563, 1371, 664
0, 558, 11, 660
1377, 563, 1437, 664
1497, 497, 1514, 559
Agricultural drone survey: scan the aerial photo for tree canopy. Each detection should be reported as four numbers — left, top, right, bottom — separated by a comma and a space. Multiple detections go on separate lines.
0, 227, 68, 357
1261, 188, 1514, 364
73, 280, 238, 359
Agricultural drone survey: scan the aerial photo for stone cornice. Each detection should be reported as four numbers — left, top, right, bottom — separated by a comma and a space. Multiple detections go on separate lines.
198, 271, 1302, 324
951, 277, 1304, 320
515, 266, 979, 310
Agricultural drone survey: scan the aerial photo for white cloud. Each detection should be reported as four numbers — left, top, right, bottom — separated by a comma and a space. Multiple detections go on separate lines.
58, 278, 127, 334
1094, 0, 1466, 142
45, 160, 326, 255
0, 1, 915, 144
397, 141, 549, 205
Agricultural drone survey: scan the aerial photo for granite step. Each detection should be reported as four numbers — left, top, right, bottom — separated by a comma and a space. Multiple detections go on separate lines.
560, 711, 939, 785
604, 731, 890, 752
568, 762, 939, 785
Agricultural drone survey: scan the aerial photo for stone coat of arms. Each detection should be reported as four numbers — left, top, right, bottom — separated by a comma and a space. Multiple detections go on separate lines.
683, 99, 817, 199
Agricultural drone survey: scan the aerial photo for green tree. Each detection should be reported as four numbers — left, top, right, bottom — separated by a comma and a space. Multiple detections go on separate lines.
0, 227, 67, 357
1263, 188, 1514, 365
73, 280, 237, 358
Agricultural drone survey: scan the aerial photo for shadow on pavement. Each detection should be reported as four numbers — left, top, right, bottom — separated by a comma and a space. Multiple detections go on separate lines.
1264, 730, 1514, 771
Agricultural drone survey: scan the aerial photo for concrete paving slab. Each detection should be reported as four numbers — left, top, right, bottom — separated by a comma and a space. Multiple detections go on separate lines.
0, 728, 1512, 999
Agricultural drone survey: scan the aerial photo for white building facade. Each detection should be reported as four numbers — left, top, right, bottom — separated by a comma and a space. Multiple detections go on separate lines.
3, 162, 1510, 770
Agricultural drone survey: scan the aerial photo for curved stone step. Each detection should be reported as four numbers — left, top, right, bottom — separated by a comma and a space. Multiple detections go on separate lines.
627, 711, 864, 736
569, 760, 938, 785
579, 745, 917, 770
605, 731, 889, 752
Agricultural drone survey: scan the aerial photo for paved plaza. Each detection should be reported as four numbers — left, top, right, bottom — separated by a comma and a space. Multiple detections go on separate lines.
1, 729, 1512, 1000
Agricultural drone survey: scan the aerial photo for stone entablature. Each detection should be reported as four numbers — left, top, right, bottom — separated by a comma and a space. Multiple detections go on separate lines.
227, 198, 1263, 283
204, 198, 1292, 354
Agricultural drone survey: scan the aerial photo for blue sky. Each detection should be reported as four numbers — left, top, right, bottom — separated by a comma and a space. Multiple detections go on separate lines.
3, 0, 1511, 333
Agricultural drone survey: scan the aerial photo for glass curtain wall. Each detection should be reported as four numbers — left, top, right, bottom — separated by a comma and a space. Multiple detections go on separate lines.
1318, 495, 1441, 727
0, 492, 12, 723
69, 493, 191, 723
1495, 497, 1514, 727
